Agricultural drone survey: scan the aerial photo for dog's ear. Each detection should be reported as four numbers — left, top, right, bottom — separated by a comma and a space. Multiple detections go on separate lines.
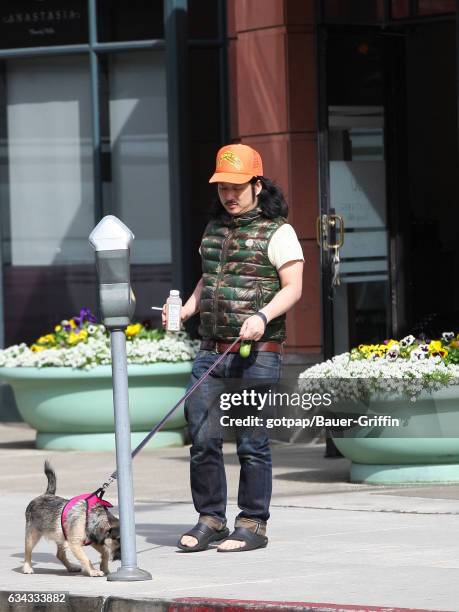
108, 526, 120, 540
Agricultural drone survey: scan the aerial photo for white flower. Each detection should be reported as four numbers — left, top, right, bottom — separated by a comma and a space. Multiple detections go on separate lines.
442, 332, 454, 343
299, 350, 458, 402
386, 345, 399, 361
400, 335, 415, 348
410, 350, 427, 361
0, 332, 199, 370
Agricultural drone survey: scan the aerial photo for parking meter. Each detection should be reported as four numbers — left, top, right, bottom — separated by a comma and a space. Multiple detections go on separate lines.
89, 215, 136, 328
89, 215, 152, 582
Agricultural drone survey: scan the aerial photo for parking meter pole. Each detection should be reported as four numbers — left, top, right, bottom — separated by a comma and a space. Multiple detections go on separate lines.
106, 329, 152, 582
89, 215, 152, 582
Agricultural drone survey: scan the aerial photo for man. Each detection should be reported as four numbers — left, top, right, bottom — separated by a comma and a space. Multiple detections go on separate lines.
163, 144, 304, 552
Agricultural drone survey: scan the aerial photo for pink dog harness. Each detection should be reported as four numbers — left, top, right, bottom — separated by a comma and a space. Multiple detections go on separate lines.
61, 492, 113, 546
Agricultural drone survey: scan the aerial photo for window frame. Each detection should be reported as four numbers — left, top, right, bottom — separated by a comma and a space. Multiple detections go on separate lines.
0, 0, 228, 347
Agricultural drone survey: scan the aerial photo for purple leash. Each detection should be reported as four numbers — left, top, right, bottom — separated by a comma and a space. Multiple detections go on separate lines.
95, 337, 242, 497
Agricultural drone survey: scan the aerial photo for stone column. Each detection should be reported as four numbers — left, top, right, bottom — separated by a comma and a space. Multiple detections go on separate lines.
227, 0, 322, 360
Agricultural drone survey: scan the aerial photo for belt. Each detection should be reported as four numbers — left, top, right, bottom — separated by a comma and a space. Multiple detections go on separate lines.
200, 340, 283, 354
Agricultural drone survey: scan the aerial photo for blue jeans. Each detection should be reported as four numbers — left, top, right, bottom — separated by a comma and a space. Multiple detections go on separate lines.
184, 348, 282, 526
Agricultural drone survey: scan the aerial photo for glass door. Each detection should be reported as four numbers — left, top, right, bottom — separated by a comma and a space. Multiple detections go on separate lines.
318, 32, 391, 358
327, 105, 389, 354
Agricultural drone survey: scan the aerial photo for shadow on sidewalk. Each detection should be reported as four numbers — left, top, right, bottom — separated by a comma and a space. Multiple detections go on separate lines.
136, 522, 191, 547
0, 439, 35, 449
0, 422, 35, 449
10, 552, 82, 576
274, 465, 349, 484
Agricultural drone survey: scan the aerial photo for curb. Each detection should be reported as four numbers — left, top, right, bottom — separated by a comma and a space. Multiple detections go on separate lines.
0, 593, 451, 612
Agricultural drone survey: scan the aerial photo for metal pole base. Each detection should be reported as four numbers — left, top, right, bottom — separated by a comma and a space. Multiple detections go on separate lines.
107, 566, 152, 582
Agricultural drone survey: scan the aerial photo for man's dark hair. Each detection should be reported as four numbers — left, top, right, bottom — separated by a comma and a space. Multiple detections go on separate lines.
209, 176, 288, 221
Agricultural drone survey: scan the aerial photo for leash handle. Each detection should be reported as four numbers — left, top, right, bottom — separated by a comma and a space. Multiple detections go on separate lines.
99, 336, 242, 494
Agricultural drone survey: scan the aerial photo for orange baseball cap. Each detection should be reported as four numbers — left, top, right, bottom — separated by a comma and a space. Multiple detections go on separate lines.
209, 144, 263, 184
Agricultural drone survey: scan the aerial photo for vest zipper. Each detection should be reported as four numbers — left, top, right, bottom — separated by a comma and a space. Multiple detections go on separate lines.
213, 229, 234, 338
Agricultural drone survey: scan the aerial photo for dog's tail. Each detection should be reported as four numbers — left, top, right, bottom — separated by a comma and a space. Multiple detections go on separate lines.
44, 460, 56, 495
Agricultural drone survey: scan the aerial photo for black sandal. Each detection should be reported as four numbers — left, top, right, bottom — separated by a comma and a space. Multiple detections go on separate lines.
177, 522, 229, 553
216, 526, 268, 552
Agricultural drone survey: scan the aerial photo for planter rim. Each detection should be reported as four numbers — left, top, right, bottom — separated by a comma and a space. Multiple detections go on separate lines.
333, 383, 459, 403
0, 361, 193, 380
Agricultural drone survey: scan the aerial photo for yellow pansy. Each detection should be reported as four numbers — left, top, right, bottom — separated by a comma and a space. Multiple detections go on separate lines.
126, 324, 141, 337
357, 342, 391, 359
68, 332, 80, 345
69, 320, 77, 329
429, 341, 442, 353
31, 344, 46, 352
78, 330, 88, 339
429, 340, 448, 358
55, 325, 62, 332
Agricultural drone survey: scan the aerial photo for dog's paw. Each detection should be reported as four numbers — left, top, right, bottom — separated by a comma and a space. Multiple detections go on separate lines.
67, 565, 81, 573
88, 569, 105, 577
22, 563, 34, 574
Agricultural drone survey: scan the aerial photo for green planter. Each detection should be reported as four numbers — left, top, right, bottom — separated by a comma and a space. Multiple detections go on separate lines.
0, 363, 192, 450
332, 386, 459, 484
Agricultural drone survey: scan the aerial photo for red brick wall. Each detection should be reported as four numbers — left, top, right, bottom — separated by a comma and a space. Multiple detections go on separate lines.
227, 0, 321, 355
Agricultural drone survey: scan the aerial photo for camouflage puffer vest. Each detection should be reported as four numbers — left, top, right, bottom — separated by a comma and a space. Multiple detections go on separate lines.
199, 207, 286, 342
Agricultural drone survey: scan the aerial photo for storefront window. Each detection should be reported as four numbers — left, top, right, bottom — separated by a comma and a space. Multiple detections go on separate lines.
104, 51, 170, 265
0, 55, 96, 345
323, 0, 385, 23
327, 0, 457, 23
2, 55, 93, 266
97, 0, 163, 42
418, 0, 456, 15
391, 0, 410, 19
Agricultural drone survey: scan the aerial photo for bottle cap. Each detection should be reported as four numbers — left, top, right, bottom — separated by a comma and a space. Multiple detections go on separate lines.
170, 290, 180, 296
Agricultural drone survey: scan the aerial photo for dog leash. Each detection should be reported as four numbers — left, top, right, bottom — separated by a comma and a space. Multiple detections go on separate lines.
93, 336, 242, 498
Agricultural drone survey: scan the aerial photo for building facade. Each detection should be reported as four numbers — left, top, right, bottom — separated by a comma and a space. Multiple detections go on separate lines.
225, 0, 458, 360
0, 0, 458, 372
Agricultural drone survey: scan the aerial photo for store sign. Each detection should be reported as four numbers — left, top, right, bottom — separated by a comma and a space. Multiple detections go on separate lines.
0, 0, 87, 48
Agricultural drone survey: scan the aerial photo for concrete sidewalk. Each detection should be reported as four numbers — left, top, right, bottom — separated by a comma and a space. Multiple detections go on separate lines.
1, 423, 458, 612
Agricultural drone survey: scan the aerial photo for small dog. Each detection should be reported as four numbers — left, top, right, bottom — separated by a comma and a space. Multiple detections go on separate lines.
23, 461, 121, 577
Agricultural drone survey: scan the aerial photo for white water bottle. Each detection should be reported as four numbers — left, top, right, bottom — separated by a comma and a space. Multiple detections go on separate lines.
166, 290, 182, 332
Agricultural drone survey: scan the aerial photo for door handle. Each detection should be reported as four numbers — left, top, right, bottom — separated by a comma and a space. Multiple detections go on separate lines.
316, 214, 345, 251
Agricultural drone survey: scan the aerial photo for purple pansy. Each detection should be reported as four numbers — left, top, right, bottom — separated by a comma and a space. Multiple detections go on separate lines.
73, 308, 98, 328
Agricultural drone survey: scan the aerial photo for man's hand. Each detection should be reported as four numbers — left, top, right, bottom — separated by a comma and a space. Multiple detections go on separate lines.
238, 314, 266, 341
